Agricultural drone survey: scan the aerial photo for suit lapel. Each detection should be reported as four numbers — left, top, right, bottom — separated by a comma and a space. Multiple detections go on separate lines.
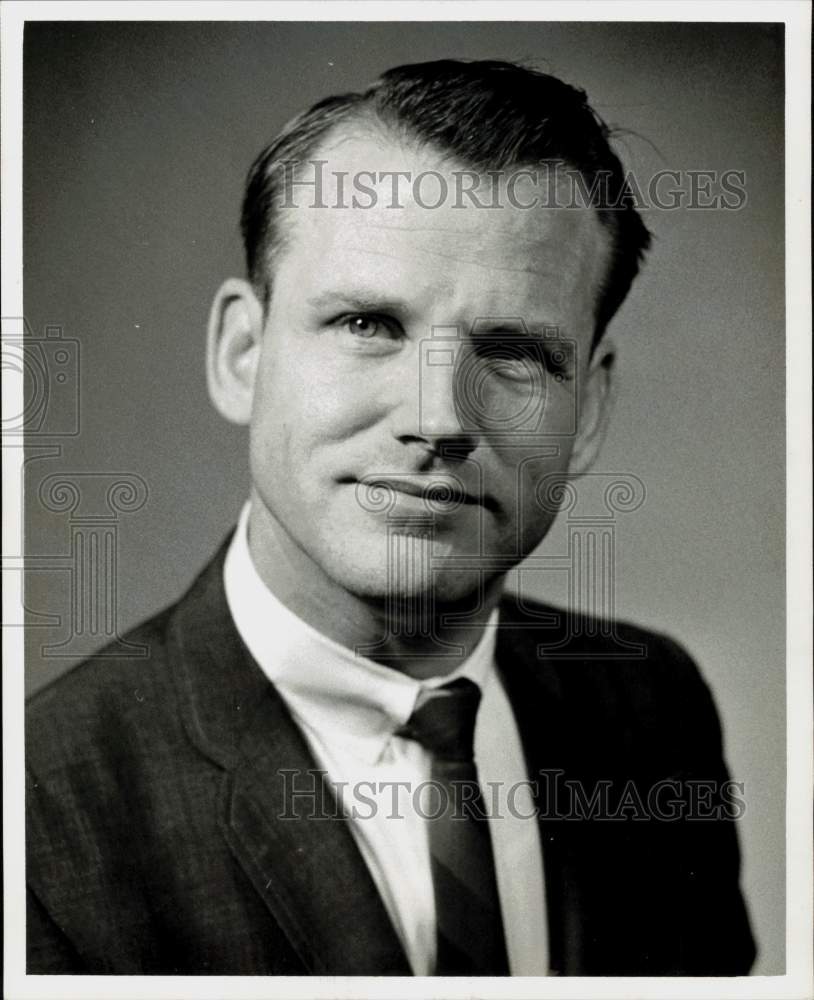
496, 594, 590, 976
220, 691, 411, 974
169, 539, 411, 975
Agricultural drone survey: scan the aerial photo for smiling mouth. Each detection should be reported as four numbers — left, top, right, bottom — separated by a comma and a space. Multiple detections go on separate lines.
345, 474, 495, 512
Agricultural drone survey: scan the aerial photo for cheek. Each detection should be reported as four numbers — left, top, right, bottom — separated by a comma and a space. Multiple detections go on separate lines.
540, 378, 581, 436
491, 442, 575, 551
258, 334, 392, 443
518, 446, 574, 507
249, 359, 385, 490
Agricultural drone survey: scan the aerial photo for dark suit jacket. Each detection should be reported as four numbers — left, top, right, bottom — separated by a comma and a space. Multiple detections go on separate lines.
26, 538, 756, 976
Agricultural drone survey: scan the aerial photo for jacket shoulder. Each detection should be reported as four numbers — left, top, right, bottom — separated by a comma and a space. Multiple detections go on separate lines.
498, 591, 724, 756
25, 605, 178, 780
26, 534, 234, 779
500, 589, 701, 668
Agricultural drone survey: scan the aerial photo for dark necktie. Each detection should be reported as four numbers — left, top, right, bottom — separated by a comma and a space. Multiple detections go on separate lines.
396, 677, 510, 975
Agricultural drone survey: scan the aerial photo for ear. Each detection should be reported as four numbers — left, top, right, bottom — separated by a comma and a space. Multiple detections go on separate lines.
206, 278, 264, 426
568, 342, 616, 476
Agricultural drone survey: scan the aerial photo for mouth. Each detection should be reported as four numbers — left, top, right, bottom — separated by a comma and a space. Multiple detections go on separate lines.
344, 474, 494, 512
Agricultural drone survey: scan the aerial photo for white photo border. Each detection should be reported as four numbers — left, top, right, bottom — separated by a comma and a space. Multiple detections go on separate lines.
3, 2, 811, 998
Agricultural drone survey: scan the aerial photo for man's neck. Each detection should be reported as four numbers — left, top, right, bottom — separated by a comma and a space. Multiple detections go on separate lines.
245, 495, 503, 680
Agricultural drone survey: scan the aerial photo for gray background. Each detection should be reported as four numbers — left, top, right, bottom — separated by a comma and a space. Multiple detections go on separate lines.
23, 21, 785, 974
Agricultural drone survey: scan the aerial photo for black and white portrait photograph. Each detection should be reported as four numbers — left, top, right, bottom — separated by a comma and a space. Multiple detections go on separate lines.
2, 3, 811, 999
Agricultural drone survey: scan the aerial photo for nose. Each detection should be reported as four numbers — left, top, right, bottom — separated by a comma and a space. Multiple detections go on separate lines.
393, 336, 478, 460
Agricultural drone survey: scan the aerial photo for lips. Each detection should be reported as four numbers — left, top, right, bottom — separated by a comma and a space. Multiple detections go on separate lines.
346, 474, 491, 512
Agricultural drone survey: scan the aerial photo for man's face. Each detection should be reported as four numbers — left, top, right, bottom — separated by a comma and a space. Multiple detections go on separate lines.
246, 132, 611, 603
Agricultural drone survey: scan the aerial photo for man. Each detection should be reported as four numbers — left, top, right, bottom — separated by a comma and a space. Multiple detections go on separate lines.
26, 59, 756, 976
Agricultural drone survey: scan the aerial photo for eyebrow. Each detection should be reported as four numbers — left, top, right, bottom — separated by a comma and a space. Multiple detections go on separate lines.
470, 320, 569, 339
305, 289, 412, 314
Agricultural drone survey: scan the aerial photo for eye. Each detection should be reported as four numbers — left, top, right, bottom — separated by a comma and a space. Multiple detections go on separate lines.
471, 339, 546, 381
468, 337, 575, 385
328, 313, 403, 355
341, 314, 396, 339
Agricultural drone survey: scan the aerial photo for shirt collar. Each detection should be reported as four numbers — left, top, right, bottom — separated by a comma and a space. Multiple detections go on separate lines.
223, 501, 499, 765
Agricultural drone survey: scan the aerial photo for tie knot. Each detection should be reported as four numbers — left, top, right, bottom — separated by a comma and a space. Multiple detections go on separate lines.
396, 678, 482, 762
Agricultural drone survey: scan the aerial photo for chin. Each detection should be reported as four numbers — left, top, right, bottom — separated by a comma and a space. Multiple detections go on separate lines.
317, 528, 485, 604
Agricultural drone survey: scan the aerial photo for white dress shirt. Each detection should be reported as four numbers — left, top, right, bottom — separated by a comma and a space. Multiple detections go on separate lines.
223, 502, 548, 975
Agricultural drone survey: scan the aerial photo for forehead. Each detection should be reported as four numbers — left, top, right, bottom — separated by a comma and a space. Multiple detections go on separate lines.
273, 131, 611, 333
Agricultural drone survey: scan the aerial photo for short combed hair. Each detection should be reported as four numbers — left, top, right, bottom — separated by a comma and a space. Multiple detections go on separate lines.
241, 59, 652, 346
